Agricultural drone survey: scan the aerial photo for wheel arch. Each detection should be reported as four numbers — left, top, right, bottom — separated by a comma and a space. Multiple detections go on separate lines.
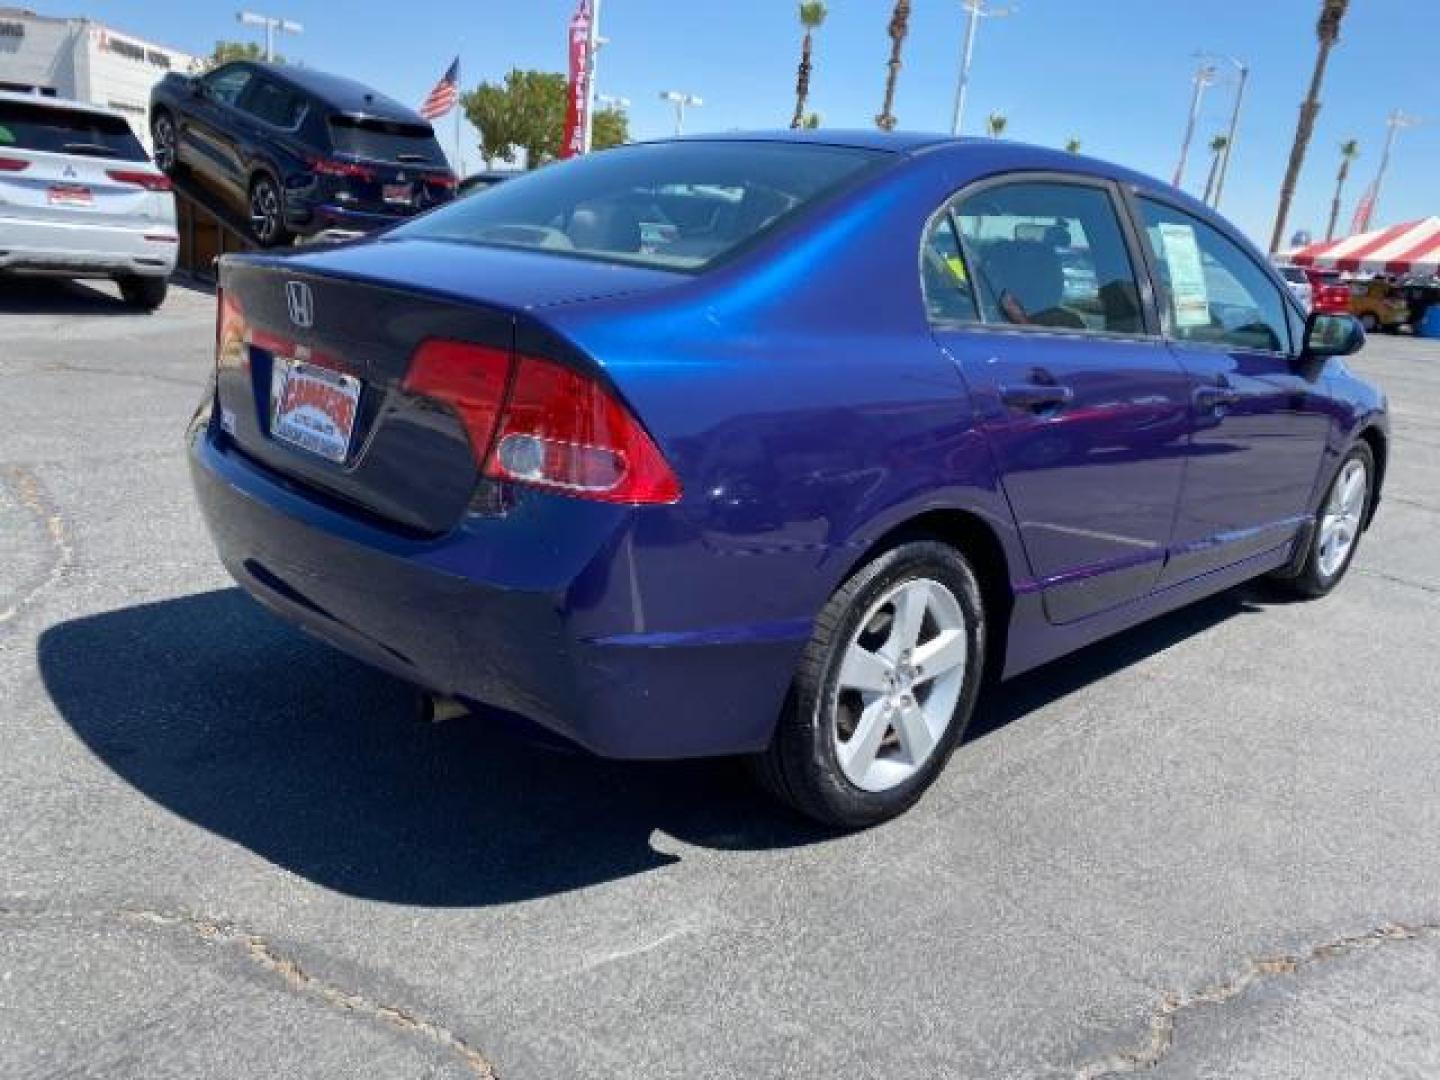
840, 507, 1016, 683
1356, 423, 1388, 527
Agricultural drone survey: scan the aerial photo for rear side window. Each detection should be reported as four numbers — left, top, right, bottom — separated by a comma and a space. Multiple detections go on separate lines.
328, 115, 442, 164
243, 79, 307, 129
1138, 198, 1290, 353
953, 181, 1144, 334
0, 100, 146, 160
921, 212, 979, 323
394, 140, 886, 272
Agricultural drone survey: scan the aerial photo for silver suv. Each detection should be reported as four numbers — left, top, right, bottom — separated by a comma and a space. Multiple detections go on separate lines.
0, 92, 177, 309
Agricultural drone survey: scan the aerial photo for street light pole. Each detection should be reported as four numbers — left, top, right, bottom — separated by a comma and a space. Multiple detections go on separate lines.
660, 90, 703, 137
236, 11, 303, 62
1172, 60, 1216, 190
950, 1, 1014, 137
1211, 57, 1248, 209
1369, 108, 1420, 225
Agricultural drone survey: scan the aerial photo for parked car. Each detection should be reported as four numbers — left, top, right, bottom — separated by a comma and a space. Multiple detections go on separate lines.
1275, 264, 1313, 311
457, 170, 515, 197
0, 92, 175, 309
1303, 267, 1352, 315
1349, 276, 1410, 332
150, 62, 456, 246
189, 133, 1387, 826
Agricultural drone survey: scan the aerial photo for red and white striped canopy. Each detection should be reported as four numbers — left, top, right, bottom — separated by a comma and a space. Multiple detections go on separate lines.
1290, 217, 1440, 275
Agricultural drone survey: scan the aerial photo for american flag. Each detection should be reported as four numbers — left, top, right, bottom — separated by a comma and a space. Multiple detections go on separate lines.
1350, 180, 1378, 235
420, 58, 460, 120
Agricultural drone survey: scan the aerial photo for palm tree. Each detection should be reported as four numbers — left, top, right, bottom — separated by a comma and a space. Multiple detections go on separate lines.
1064, 137, 1082, 154
801, 112, 822, 129
875, 0, 911, 132
1326, 139, 1360, 241
986, 111, 1007, 138
790, 2, 828, 130
1201, 135, 1229, 205
1269, 0, 1352, 252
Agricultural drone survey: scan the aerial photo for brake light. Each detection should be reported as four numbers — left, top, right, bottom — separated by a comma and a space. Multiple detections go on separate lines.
106, 168, 172, 191
0, 155, 29, 172
402, 340, 512, 460
309, 156, 377, 181
488, 356, 680, 504
216, 288, 248, 373
429, 172, 458, 189
401, 341, 680, 505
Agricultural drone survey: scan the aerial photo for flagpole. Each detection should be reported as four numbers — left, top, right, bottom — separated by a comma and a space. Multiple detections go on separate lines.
454, 52, 464, 176
582, 0, 601, 153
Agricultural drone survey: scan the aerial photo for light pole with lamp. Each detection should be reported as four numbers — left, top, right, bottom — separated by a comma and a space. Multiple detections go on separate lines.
950, 0, 1015, 137
660, 90, 703, 137
236, 11, 303, 62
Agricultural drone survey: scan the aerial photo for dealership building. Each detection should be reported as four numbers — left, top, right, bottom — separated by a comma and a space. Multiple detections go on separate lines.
0, 8, 198, 149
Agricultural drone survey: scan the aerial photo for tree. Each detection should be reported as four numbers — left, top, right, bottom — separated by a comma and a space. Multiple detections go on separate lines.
985, 111, 1007, 138
195, 40, 276, 72
791, 2, 828, 130
875, 1, 911, 132
1326, 138, 1360, 241
1202, 135, 1229, 205
1064, 137, 1082, 154
462, 69, 627, 169
801, 112, 822, 130
1269, 0, 1351, 253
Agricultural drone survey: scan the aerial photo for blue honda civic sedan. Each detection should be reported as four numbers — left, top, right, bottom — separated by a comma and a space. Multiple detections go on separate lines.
189, 132, 1388, 826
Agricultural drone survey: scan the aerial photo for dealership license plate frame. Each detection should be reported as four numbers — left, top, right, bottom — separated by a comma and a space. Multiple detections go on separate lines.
382, 182, 414, 206
269, 356, 363, 464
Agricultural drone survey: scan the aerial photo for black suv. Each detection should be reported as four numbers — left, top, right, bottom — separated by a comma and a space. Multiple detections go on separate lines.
150, 62, 455, 245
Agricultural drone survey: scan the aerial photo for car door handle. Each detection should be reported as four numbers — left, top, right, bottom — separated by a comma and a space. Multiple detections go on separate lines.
1193, 386, 1240, 410
1000, 383, 1074, 412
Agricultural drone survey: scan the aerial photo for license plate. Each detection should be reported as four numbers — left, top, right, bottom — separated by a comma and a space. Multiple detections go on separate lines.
47, 184, 92, 206
270, 358, 362, 463
382, 182, 413, 205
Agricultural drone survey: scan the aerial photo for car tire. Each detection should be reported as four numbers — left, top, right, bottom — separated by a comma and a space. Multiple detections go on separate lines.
751, 540, 986, 828
117, 275, 168, 311
1359, 312, 1379, 332
151, 110, 180, 175
1275, 441, 1375, 599
249, 173, 293, 247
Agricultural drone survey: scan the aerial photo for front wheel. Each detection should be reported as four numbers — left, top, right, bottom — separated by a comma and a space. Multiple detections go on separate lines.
1359, 312, 1379, 333
751, 541, 986, 828
1276, 442, 1375, 598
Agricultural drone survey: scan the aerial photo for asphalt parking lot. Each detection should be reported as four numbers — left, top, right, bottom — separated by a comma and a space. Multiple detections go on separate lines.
3, 277, 1440, 1079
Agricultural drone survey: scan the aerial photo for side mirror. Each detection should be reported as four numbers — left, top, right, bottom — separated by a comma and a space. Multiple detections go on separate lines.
1303, 311, 1365, 358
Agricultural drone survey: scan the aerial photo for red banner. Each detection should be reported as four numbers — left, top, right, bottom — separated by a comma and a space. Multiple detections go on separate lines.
561, 0, 592, 159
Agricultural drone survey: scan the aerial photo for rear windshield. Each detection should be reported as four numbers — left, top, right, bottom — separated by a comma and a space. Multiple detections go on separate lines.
0, 100, 146, 160
328, 114, 443, 164
393, 141, 888, 271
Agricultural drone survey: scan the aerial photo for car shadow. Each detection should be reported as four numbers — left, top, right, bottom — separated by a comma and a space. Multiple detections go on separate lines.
0, 277, 136, 315
38, 583, 1265, 907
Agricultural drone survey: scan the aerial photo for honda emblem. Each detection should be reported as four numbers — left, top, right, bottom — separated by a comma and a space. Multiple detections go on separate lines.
285, 280, 314, 328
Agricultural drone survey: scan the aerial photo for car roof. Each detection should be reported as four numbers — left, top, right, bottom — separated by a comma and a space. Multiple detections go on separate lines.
676, 129, 955, 153
0, 91, 129, 121
232, 62, 429, 126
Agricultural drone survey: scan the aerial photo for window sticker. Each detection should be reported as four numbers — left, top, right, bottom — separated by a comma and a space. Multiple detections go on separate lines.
1157, 221, 1210, 328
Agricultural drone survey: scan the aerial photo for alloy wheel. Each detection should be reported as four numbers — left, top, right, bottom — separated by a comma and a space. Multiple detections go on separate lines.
152, 116, 175, 172
1317, 458, 1367, 579
250, 180, 281, 244
829, 577, 968, 793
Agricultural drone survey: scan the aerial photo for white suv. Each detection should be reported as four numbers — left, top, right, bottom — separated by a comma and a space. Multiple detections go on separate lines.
0, 92, 177, 309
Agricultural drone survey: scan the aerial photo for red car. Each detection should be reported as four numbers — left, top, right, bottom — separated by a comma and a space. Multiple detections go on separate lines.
1304, 268, 1351, 315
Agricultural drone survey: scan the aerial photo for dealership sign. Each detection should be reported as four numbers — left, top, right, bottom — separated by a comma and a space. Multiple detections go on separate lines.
561, 0, 592, 159
98, 30, 173, 69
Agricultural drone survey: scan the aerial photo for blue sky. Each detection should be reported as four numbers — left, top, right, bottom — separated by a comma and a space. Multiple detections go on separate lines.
43, 0, 1438, 245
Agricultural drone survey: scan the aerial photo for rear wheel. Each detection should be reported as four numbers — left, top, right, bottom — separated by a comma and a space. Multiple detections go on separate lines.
249, 173, 292, 247
117, 275, 168, 311
151, 110, 179, 174
1359, 312, 1379, 332
1276, 442, 1374, 598
752, 541, 986, 828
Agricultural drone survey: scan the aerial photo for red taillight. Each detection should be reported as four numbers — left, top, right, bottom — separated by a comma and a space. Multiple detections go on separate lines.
106, 168, 172, 191
429, 172, 458, 190
0, 155, 29, 172
216, 288, 248, 372
401, 340, 513, 461
401, 341, 681, 505
309, 156, 376, 181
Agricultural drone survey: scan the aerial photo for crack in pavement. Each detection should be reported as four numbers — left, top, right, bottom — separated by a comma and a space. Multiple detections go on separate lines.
1355, 567, 1440, 597
0, 466, 75, 630
1074, 922, 1440, 1078
0, 905, 497, 1079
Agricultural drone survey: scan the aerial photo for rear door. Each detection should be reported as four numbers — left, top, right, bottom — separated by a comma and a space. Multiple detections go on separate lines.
0, 99, 165, 229
926, 176, 1190, 624
1131, 195, 1333, 584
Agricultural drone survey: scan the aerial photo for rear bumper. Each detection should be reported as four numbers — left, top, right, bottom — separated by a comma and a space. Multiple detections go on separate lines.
188, 410, 804, 759
0, 216, 178, 277
284, 199, 410, 236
